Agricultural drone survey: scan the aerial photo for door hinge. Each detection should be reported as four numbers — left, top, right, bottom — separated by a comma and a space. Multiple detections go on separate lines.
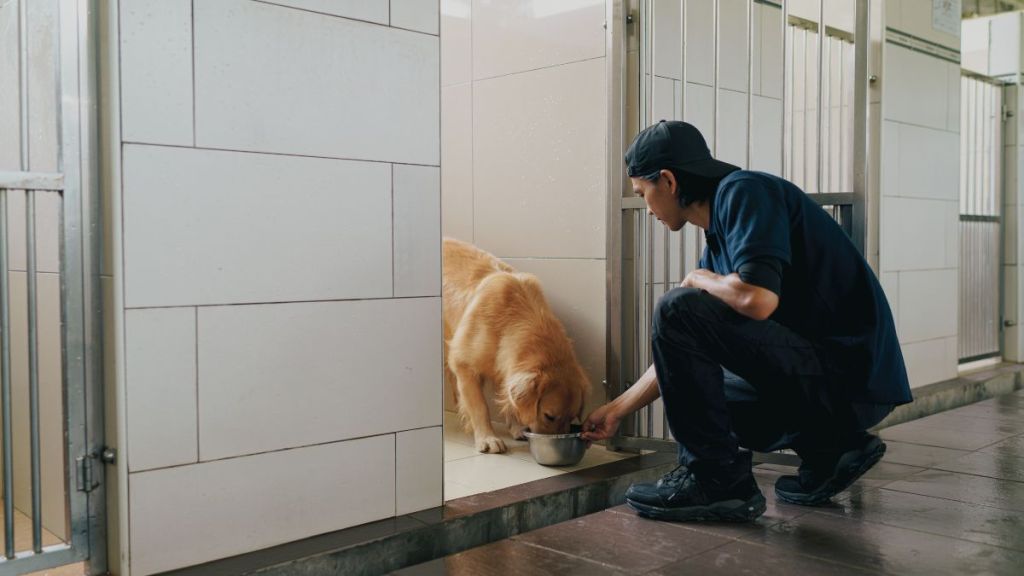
76, 454, 97, 493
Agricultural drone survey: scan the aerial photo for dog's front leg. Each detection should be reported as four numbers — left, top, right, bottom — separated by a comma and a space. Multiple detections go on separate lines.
453, 365, 507, 453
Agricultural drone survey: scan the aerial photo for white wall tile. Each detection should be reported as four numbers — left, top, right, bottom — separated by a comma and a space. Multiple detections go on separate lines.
194, 0, 438, 165
884, 123, 959, 201
718, 0, 749, 93
901, 337, 958, 389
129, 436, 395, 575
441, 0, 471, 86
473, 58, 606, 259
126, 308, 198, 472
897, 269, 958, 343
880, 121, 899, 198
120, 0, 193, 146
989, 12, 1021, 78
946, 61, 961, 133
392, 0, 439, 35
123, 145, 392, 307
945, 200, 959, 270
881, 271, 899, 330
256, 0, 388, 24
757, 2, 783, 99
653, 0, 681, 80
880, 197, 956, 272
684, 0, 714, 87
396, 427, 443, 515
717, 89, 749, 168
653, 75, 676, 122
441, 84, 474, 241
501, 258, 606, 413
883, 44, 949, 131
749, 96, 778, 174
470, 0, 604, 80
198, 298, 441, 460
684, 82, 715, 153
395, 164, 442, 297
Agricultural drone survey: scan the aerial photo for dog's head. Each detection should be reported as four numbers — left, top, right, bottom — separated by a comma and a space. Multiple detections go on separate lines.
506, 367, 590, 435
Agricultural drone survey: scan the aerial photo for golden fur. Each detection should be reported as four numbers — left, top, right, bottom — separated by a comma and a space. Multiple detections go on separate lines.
443, 238, 591, 453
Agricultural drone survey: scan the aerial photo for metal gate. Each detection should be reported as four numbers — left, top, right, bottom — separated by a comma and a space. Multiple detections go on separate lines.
0, 0, 105, 574
958, 72, 1005, 363
606, 0, 870, 453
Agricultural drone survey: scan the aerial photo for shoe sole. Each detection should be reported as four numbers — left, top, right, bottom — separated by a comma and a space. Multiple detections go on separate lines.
626, 493, 767, 522
775, 438, 887, 506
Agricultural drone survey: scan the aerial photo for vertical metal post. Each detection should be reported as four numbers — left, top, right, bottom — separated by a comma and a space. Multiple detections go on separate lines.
816, 0, 825, 195
781, 0, 790, 178
852, 0, 870, 253
802, 28, 809, 189
27, 190, 43, 553
746, 0, 753, 169
713, 0, 720, 156
1, 189, 13, 559
839, 39, 846, 191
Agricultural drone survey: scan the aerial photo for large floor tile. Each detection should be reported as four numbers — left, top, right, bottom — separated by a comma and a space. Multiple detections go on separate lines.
390, 538, 630, 576
754, 510, 1024, 576
932, 450, 1024, 483
879, 420, 1015, 451
824, 487, 1024, 552
884, 469, 1024, 512
980, 435, 1024, 458
879, 440, 971, 468
648, 539, 874, 576
444, 454, 563, 493
513, 509, 729, 574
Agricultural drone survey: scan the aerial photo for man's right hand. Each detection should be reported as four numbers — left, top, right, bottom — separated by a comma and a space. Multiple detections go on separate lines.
581, 403, 623, 443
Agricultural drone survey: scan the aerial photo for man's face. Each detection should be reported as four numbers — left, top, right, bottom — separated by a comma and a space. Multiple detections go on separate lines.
631, 171, 685, 231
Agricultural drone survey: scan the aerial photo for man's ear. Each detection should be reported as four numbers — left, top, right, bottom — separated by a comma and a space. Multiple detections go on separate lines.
661, 169, 677, 196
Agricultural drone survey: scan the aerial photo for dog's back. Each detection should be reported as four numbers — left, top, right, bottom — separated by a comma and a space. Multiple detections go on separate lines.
442, 237, 515, 340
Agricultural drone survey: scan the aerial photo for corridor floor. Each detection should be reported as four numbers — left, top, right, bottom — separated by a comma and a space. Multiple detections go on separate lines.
395, 390, 1024, 575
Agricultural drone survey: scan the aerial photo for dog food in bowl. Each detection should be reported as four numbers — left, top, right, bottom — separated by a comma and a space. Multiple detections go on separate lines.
523, 424, 587, 466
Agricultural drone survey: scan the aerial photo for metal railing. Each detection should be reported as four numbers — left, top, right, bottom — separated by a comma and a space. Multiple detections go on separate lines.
608, 0, 870, 455
0, 0, 105, 574
958, 73, 1005, 363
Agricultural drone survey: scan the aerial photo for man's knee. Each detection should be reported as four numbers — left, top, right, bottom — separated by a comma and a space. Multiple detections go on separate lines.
652, 287, 704, 340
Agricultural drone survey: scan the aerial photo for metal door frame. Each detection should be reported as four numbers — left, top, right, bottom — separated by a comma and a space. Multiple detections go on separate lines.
0, 0, 106, 574
606, 0, 870, 455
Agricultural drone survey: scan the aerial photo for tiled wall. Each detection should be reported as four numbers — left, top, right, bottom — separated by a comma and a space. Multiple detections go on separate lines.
113, 1, 441, 573
440, 0, 609, 415
879, 1, 962, 388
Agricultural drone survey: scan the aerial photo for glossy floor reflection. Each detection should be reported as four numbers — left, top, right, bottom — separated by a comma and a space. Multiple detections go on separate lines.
396, 391, 1024, 575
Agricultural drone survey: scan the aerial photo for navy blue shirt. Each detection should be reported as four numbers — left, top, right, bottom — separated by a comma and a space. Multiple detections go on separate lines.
700, 171, 911, 405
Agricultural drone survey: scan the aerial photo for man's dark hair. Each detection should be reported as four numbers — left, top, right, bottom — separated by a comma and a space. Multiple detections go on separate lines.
641, 168, 723, 207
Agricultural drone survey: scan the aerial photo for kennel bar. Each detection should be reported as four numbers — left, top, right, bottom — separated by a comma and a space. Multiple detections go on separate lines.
0, 0, 105, 574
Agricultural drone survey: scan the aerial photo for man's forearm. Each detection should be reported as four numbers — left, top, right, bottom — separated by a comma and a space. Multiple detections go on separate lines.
685, 270, 778, 321
610, 364, 661, 416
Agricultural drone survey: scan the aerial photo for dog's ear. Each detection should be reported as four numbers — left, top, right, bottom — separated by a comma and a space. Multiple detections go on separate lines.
506, 372, 538, 403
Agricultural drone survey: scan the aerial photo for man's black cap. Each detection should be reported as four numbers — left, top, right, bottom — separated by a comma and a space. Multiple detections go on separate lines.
625, 120, 740, 180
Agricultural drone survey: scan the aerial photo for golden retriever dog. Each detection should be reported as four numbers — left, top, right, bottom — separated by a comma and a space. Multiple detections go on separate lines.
443, 238, 591, 453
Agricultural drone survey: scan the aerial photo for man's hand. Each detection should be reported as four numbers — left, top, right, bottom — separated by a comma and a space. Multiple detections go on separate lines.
680, 268, 715, 289
581, 403, 623, 444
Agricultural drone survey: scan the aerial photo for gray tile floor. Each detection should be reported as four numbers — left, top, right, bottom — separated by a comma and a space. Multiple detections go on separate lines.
393, 391, 1024, 575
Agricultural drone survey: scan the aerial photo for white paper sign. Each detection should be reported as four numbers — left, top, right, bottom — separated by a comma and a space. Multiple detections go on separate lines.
933, 0, 961, 37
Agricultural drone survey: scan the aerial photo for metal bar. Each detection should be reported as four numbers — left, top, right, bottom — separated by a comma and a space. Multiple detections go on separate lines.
605, 0, 625, 442
809, 192, 856, 207
747, 0, 753, 169
713, 0, 720, 156
0, 172, 65, 192
645, 212, 655, 437
802, 27, 809, 189
781, 0, 789, 178
851, 0, 869, 254
27, 190, 43, 553
816, 0, 824, 195
839, 39, 846, 191
824, 35, 832, 192
1, 189, 14, 559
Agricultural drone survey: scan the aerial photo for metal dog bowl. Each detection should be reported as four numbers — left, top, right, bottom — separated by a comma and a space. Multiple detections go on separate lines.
523, 424, 587, 466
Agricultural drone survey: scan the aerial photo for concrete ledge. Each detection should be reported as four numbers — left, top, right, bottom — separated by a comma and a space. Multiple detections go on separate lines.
161, 452, 677, 576
874, 362, 1024, 430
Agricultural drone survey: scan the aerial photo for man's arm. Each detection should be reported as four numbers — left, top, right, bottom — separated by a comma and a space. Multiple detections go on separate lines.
581, 364, 661, 442
681, 268, 779, 321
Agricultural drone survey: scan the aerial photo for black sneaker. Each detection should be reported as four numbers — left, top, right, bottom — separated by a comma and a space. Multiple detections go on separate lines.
774, 433, 887, 506
625, 451, 766, 522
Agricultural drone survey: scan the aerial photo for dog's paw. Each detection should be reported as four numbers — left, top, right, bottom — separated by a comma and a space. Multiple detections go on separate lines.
475, 435, 507, 454
510, 424, 529, 441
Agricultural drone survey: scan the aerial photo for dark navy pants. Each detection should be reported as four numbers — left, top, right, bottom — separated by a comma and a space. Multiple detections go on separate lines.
650, 287, 892, 466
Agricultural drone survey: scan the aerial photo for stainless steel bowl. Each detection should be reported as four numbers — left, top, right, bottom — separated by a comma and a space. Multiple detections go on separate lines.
523, 424, 587, 466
